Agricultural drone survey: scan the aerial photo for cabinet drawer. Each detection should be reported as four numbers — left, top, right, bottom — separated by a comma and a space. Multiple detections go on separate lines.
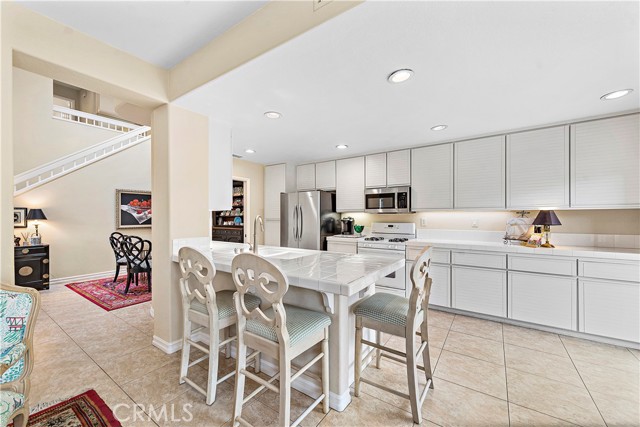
452, 251, 506, 269
327, 241, 358, 254
14, 246, 47, 256
406, 247, 449, 264
452, 266, 507, 317
508, 272, 577, 330
579, 259, 640, 283
508, 255, 576, 276
579, 278, 640, 343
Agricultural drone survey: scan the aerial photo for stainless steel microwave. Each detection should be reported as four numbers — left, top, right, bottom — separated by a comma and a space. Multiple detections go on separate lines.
364, 187, 411, 214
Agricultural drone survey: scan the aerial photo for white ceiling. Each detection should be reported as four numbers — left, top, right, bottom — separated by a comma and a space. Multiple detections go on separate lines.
17, 0, 267, 69
174, 1, 640, 165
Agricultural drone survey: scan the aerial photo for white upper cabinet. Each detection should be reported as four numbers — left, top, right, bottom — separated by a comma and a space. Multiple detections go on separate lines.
387, 149, 411, 187
264, 164, 286, 220
296, 163, 316, 191
365, 153, 387, 188
315, 160, 336, 190
336, 156, 365, 212
571, 114, 640, 208
507, 126, 569, 209
411, 144, 453, 210
454, 136, 506, 209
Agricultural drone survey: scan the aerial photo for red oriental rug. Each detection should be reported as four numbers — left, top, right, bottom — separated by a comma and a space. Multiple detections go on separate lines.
16, 390, 122, 427
65, 275, 151, 311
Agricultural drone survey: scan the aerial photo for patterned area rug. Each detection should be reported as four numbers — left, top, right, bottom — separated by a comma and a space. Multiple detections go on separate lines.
20, 390, 121, 426
65, 275, 151, 311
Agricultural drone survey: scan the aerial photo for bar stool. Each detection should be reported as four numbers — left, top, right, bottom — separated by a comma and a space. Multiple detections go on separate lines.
177, 247, 262, 405
230, 253, 331, 427
353, 247, 434, 424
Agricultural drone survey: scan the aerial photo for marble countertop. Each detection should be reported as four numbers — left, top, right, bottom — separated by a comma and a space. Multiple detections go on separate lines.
406, 239, 640, 261
172, 238, 405, 296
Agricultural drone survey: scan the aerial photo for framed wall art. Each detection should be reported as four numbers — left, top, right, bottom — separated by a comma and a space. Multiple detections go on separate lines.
116, 189, 152, 229
13, 207, 28, 228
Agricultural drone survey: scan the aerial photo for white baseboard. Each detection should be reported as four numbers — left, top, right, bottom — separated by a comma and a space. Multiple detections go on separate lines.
152, 335, 182, 354
49, 269, 126, 286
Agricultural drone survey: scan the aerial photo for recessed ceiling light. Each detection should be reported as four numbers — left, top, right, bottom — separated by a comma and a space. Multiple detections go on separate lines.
336, 144, 348, 149
430, 125, 448, 131
600, 89, 633, 100
387, 69, 414, 84
245, 149, 255, 154
264, 111, 282, 119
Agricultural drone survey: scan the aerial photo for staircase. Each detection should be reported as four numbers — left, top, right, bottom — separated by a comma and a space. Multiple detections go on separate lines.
14, 107, 151, 196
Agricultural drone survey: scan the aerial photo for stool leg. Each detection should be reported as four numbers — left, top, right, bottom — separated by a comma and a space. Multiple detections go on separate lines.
421, 317, 434, 390
406, 327, 422, 424
375, 330, 382, 369
206, 321, 220, 405
254, 350, 261, 374
278, 348, 291, 427
354, 316, 363, 397
225, 327, 232, 359
232, 331, 247, 427
179, 316, 192, 385
322, 328, 330, 414
113, 264, 120, 283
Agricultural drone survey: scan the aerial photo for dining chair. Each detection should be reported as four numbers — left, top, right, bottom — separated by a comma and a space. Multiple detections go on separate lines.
231, 253, 331, 427
0, 283, 41, 427
353, 246, 434, 424
177, 247, 262, 405
108, 232, 128, 283
121, 235, 152, 294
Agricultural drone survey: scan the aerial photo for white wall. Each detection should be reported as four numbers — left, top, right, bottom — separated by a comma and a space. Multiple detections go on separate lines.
13, 67, 151, 280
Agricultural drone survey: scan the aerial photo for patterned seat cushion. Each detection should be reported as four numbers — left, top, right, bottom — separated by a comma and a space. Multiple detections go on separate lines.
0, 344, 25, 375
246, 304, 331, 347
0, 390, 25, 427
190, 291, 261, 320
1, 289, 34, 385
353, 293, 410, 327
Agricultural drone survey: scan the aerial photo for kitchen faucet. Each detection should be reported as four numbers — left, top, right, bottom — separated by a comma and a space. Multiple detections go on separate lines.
252, 215, 264, 254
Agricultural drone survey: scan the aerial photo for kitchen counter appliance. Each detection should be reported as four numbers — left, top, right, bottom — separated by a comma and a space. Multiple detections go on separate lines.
281, 191, 340, 251
357, 222, 416, 296
340, 217, 355, 235
364, 186, 411, 214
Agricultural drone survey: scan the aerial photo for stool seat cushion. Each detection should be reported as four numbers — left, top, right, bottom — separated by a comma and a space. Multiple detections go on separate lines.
190, 291, 261, 320
246, 304, 331, 347
0, 390, 25, 426
354, 293, 410, 327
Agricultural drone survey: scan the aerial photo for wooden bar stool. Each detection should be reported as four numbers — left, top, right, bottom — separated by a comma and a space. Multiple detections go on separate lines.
230, 253, 331, 427
353, 247, 434, 424
177, 247, 262, 405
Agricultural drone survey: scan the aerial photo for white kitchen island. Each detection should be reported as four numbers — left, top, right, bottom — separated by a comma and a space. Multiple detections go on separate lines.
172, 238, 405, 411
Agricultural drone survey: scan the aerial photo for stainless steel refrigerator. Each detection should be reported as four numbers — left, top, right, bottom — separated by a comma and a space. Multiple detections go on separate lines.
280, 191, 339, 250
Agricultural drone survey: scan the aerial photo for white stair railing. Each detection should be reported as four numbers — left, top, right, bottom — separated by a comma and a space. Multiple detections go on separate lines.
14, 126, 151, 196
52, 105, 139, 133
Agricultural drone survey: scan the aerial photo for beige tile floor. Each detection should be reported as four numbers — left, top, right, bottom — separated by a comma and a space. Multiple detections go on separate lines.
31, 285, 640, 427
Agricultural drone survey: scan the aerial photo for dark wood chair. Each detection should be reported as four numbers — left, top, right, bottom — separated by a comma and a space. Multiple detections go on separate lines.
121, 235, 152, 294
109, 232, 128, 283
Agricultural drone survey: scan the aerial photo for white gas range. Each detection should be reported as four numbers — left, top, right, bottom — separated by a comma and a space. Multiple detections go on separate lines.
356, 222, 416, 296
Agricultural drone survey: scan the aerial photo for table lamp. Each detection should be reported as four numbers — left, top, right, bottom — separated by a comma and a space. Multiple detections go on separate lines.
532, 210, 561, 248
27, 208, 47, 242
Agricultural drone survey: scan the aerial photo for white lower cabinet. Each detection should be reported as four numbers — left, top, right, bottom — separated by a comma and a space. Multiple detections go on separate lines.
579, 278, 640, 343
327, 240, 357, 254
452, 266, 507, 317
429, 263, 451, 307
508, 272, 577, 330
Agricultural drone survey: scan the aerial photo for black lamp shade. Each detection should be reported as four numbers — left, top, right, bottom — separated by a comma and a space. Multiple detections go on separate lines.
532, 210, 561, 226
27, 209, 47, 221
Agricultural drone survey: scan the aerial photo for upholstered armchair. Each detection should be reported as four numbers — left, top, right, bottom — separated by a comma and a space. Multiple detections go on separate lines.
0, 283, 40, 427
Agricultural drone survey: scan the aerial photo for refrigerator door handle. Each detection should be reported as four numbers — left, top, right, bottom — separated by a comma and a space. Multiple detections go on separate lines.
299, 205, 303, 240
293, 205, 298, 241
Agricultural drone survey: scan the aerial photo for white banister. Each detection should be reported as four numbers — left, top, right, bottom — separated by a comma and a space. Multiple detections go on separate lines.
52, 105, 139, 133
14, 126, 151, 196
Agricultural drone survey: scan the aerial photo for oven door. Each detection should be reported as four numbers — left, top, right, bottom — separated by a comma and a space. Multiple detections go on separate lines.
357, 247, 406, 291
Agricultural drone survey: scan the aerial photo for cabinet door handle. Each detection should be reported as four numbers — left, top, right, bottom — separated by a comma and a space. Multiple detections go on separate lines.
21, 249, 29, 254
43, 259, 49, 264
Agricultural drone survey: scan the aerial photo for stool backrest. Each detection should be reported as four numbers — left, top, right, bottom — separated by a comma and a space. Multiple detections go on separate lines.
178, 247, 217, 317
231, 253, 290, 343
409, 246, 432, 314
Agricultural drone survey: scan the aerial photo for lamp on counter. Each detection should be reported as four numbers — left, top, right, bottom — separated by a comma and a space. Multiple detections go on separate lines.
26, 208, 47, 245
532, 210, 561, 248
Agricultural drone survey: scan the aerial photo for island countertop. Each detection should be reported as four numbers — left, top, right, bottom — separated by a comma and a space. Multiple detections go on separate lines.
172, 238, 405, 297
